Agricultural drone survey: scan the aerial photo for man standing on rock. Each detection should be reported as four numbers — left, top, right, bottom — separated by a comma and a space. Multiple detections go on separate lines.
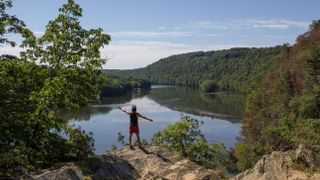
119, 105, 153, 149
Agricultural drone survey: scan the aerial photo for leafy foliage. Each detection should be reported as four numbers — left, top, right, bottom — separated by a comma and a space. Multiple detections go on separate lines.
98, 74, 133, 97
234, 141, 263, 171
117, 132, 126, 145
236, 20, 320, 171
0, 0, 110, 175
0, 0, 34, 47
152, 116, 204, 155
152, 116, 234, 171
98, 73, 151, 97
0, 61, 97, 174
22, 0, 110, 70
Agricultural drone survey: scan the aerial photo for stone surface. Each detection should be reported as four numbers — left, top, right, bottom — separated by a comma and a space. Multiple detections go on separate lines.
232, 145, 320, 180
108, 146, 220, 180
21, 145, 320, 180
295, 144, 319, 168
87, 153, 139, 180
23, 146, 220, 180
22, 164, 83, 180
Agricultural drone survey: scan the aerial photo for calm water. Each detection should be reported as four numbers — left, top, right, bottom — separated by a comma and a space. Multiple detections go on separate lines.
61, 86, 244, 154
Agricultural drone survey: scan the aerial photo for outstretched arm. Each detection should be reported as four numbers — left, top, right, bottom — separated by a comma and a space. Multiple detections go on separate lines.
137, 113, 153, 122
118, 107, 130, 115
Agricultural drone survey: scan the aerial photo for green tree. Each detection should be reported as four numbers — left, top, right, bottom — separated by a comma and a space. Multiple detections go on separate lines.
23, 0, 110, 69
235, 20, 320, 171
0, 0, 110, 175
24, 0, 111, 110
152, 116, 204, 155
305, 47, 320, 84
152, 116, 233, 171
0, 0, 34, 47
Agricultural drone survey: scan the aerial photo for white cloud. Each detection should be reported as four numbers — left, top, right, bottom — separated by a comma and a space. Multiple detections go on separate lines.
259, 35, 295, 39
241, 19, 309, 29
190, 19, 310, 30
114, 40, 191, 48
0, 46, 24, 56
100, 41, 191, 69
158, 26, 166, 30
101, 40, 266, 69
0, 40, 271, 70
34, 31, 44, 36
108, 30, 222, 40
0, 41, 269, 69
110, 31, 196, 38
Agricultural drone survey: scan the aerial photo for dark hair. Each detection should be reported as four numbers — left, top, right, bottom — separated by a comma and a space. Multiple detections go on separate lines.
131, 105, 137, 112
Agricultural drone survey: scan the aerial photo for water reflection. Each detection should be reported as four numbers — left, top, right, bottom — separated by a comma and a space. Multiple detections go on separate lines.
147, 86, 245, 121
60, 106, 112, 121
63, 86, 244, 153
61, 92, 145, 121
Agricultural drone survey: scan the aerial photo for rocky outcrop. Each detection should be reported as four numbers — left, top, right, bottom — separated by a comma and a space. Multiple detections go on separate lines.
85, 152, 139, 179
109, 146, 220, 180
233, 145, 320, 180
22, 163, 83, 180
295, 144, 320, 169
21, 145, 320, 180
23, 146, 220, 180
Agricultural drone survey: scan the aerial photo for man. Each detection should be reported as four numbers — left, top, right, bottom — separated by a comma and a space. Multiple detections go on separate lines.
119, 105, 153, 149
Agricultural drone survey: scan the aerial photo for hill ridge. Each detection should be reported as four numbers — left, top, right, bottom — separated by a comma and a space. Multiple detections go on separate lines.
106, 46, 281, 93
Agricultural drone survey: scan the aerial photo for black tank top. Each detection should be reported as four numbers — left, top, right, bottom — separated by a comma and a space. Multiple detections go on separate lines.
130, 112, 138, 126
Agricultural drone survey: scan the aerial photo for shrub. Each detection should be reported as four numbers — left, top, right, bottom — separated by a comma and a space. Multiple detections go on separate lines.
152, 116, 233, 171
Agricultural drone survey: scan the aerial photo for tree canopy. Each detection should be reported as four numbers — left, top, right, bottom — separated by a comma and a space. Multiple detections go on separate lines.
0, 0, 34, 48
0, 0, 110, 175
235, 20, 320, 171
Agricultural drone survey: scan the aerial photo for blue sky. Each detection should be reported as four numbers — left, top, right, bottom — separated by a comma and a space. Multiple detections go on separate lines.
2, 0, 320, 69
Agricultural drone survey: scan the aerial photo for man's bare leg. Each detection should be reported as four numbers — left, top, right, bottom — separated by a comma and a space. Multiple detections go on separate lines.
136, 133, 141, 146
129, 133, 134, 149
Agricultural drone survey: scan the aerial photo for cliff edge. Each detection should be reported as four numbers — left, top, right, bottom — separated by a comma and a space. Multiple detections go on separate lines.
23, 146, 220, 180
23, 145, 320, 180
233, 144, 320, 180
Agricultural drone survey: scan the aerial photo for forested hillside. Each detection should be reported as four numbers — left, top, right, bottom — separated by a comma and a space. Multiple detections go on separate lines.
107, 47, 281, 93
235, 20, 320, 171
98, 73, 151, 97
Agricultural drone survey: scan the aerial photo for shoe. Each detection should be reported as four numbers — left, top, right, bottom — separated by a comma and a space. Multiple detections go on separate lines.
129, 145, 135, 150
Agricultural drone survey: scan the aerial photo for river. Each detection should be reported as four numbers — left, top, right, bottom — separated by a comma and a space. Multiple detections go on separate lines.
61, 85, 244, 153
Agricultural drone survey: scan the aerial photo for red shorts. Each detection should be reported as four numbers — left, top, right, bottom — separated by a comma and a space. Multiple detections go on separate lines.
129, 125, 139, 134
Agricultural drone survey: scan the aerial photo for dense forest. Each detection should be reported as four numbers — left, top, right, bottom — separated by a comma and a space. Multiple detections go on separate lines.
235, 20, 320, 171
107, 47, 281, 93
98, 73, 151, 97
